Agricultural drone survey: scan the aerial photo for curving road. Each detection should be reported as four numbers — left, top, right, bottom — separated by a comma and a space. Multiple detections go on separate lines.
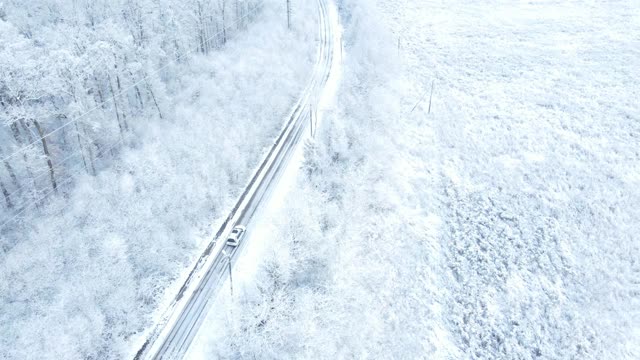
134, 0, 337, 358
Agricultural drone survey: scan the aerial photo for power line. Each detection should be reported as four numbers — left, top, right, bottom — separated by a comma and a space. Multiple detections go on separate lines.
0, 1, 268, 230
0, 2, 265, 165
3, 1, 266, 199
5, 134, 123, 201
0, 137, 124, 231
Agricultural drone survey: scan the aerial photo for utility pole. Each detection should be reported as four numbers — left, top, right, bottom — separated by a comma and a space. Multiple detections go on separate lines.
222, 249, 234, 297
309, 105, 312, 136
227, 257, 233, 297
227, 256, 234, 297
314, 106, 319, 135
235, 0, 240, 30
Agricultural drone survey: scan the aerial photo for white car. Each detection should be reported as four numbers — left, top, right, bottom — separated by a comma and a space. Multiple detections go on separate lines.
226, 225, 246, 247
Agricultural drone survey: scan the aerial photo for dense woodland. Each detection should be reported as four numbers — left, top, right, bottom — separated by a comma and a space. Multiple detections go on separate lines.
0, 0, 259, 226
0, 0, 320, 358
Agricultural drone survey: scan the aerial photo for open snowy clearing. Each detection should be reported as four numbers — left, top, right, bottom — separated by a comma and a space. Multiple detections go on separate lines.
379, 0, 640, 356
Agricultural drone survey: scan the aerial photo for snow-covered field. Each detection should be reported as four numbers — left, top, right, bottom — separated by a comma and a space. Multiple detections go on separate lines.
0, 1, 318, 359
384, 0, 640, 357
194, 0, 640, 359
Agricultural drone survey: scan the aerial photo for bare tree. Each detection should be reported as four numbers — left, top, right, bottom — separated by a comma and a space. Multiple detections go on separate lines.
33, 120, 57, 193
107, 73, 126, 138
220, 0, 227, 45
0, 146, 20, 189
0, 180, 12, 209
287, 0, 291, 29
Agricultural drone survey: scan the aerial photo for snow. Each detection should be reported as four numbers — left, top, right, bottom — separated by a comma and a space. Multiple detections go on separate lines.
184, 1, 343, 357
140, 1, 331, 354
0, 1, 319, 359
382, 1, 640, 355
192, 0, 640, 359
1, 0, 638, 358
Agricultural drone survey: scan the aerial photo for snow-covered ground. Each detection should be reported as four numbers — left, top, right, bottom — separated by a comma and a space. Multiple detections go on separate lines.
194, 0, 640, 358
0, 1, 319, 359
183, 1, 343, 357
2, 0, 638, 358
383, 0, 640, 357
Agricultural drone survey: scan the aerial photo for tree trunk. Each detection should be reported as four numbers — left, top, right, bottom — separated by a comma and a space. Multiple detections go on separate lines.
93, 76, 106, 107
59, 116, 69, 147
33, 120, 58, 193
174, 39, 182, 61
113, 56, 130, 131
215, 22, 220, 48
236, 0, 244, 30
1, 180, 12, 209
221, 0, 227, 45
135, 82, 144, 109
23, 151, 39, 209
10, 123, 21, 144
74, 122, 89, 174
197, 2, 206, 53
11, 123, 39, 203
0, 146, 19, 188
17, 120, 41, 200
83, 127, 97, 175
287, 0, 291, 29
87, 142, 97, 175
19, 119, 36, 143
145, 77, 164, 120
235, 0, 240, 30
107, 73, 125, 138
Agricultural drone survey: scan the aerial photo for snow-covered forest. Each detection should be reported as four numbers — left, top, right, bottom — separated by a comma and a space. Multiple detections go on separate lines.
0, 0, 260, 223
0, 0, 318, 358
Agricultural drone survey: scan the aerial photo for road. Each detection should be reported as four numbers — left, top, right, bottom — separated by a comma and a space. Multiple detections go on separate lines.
134, 0, 337, 358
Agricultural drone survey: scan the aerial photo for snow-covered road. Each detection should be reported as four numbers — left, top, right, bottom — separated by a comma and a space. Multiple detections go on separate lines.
134, 0, 340, 358
130, 0, 639, 358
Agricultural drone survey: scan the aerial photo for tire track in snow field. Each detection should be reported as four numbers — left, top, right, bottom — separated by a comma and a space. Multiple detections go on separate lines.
133, 1, 337, 359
